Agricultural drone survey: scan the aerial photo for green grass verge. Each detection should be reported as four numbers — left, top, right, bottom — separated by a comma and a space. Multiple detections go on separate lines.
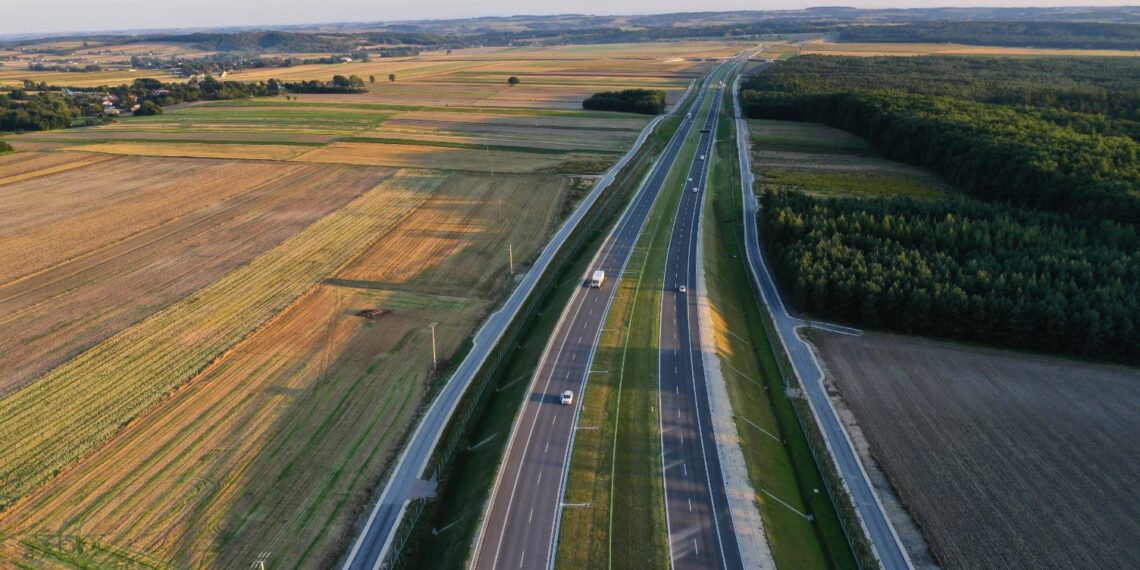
394, 103, 685, 570
18, 137, 322, 146
556, 83, 718, 570
706, 89, 857, 569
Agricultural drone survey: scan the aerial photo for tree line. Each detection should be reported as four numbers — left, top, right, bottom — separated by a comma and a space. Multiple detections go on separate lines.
741, 55, 1140, 363
760, 191, 1140, 364
582, 89, 666, 115
741, 58, 1140, 225
838, 21, 1140, 50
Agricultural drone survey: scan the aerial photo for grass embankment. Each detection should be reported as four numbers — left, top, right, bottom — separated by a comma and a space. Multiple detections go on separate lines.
706, 93, 857, 568
396, 102, 689, 570
555, 84, 716, 569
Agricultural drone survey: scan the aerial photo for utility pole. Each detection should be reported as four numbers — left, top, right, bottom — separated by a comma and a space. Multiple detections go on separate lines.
429, 322, 438, 370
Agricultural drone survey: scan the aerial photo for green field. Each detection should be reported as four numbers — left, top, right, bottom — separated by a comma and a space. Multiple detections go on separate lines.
704, 93, 856, 568
750, 119, 954, 200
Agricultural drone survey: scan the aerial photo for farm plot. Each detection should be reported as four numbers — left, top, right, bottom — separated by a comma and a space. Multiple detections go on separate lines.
0, 170, 436, 513
0, 160, 390, 396
810, 331, 1140, 569
750, 119, 954, 200
0, 151, 116, 187
0, 156, 317, 284
294, 140, 592, 173
334, 172, 567, 298
0, 167, 572, 569
74, 141, 315, 161
368, 111, 646, 153
0, 285, 489, 569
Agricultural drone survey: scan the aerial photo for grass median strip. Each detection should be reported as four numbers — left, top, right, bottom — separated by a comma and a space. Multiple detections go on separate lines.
703, 91, 856, 568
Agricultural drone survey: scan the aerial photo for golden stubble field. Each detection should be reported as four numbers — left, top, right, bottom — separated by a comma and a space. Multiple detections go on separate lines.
0, 39, 717, 569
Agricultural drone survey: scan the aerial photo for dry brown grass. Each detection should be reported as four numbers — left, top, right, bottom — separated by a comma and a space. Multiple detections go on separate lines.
0, 159, 392, 396
812, 331, 1140, 569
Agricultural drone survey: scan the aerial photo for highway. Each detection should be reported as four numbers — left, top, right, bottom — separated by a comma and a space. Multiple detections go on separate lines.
471, 63, 735, 570
731, 73, 913, 569
340, 75, 693, 570
658, 77, 743, 570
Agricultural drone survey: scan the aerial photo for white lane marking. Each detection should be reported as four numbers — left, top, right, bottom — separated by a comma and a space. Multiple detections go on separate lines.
537, 472, 543, 486
545, 441, 550, 454
529, 508, 535, 523
519, 550, 526, 568
688, 498, 693, 512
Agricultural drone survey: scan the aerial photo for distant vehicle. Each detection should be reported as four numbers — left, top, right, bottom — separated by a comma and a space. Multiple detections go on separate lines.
590, 270, 605, 288
678, 284, 687, 293
687, 112, 692, 118
699, 155, 705, 160
692, 187, 698, 193
561, 390, 574, 405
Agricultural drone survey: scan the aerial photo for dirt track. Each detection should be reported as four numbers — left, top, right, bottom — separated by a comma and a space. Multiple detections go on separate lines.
811, 331, 1140, 569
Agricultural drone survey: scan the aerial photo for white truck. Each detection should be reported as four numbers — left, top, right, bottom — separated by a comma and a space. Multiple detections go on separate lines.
590, 270, 605, 288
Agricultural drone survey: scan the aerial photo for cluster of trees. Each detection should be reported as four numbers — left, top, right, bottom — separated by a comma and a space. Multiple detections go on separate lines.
278, 75, 367, 94
838, 21, 1140, 50
744, 55, 1140, 123
582, 89, 666, 115
741, 58, 1140, 224
743, 55, 1140, 363
28, 62, 103, 72
0, 141, 14, 153
0, 90, 82, 131
760, 191, 1140, 364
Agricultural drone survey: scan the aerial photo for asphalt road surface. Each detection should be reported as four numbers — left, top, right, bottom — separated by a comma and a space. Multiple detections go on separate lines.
471, 64, 735, 570
657, 79, 744, 570
731, 74, 913, 570
340, 78, 686, 570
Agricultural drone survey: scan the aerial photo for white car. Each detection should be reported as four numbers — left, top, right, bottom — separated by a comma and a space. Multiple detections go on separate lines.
692, 187, 698, 193
561, 390, 574, 405
678, 284, 687, 294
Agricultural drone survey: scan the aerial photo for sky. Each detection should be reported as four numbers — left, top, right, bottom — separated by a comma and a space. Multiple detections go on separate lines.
4, 1, 1136, 36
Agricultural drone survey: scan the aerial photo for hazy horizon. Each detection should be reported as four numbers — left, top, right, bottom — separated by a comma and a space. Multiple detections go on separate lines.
5, 1, 1137, 37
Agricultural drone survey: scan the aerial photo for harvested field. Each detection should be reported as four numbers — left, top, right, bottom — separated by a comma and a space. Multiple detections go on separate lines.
335, 173, 567, 298
371, 111, 646, 152
0, 157, 309, 283
0, 285, 488, 569
0, 151, 116, 187
294, 141, 594, 172
0, 159, 390, 396
0, 170, 434, 513
74, 141, 315, 160
811, 331, 1140, 569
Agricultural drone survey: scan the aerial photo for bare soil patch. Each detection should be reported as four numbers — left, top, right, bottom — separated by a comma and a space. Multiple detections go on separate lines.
809, 331, 1140, 569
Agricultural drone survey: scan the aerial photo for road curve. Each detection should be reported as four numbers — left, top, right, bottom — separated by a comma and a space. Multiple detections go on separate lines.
470, 63, 735, 570
340, 77, 694, 570
731, 72, 913, 570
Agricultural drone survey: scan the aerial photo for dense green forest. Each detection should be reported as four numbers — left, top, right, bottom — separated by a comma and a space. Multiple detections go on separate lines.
741, 57, 1140, 224
838, 21, 1140, 50
582, 89, 666, 115
761, 191, 1139, 364
743, 56, 1140, 363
